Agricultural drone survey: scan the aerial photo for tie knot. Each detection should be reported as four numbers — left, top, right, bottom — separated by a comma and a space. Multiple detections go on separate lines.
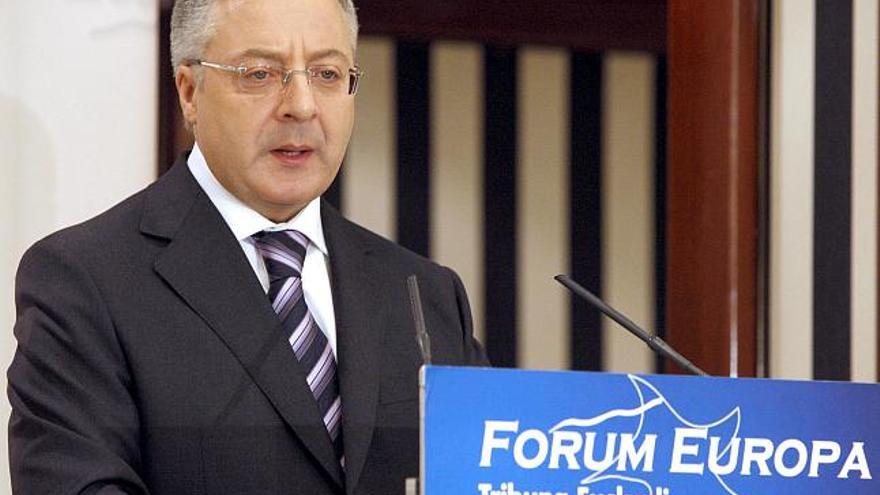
253, 230, 309, 281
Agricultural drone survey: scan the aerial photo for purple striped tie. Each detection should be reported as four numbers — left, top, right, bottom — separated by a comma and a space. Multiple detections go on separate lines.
253, 230, 344, 465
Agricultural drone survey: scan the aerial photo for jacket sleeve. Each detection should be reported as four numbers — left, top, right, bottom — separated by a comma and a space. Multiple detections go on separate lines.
446, 266, 491, 367
7, 238, 149, 495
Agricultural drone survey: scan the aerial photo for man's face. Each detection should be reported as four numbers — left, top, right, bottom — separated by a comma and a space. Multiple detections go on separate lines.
177, 0, 355, 221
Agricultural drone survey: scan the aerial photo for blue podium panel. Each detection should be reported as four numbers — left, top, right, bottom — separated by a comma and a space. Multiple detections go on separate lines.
420, 366, 880, 495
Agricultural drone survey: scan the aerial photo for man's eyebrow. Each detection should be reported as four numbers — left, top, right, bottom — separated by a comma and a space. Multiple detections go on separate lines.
230, 48, 353, 66
234, 48, 286, 63
309, 49, 353, 64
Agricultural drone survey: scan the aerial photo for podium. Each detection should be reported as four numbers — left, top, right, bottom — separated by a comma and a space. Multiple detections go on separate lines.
418, 366, 880, 494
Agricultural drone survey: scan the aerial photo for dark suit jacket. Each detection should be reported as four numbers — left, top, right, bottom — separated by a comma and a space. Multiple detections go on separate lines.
7, 158, 488, 494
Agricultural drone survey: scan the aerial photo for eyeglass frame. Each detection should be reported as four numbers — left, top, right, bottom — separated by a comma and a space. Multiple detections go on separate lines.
187, 59, 365, 96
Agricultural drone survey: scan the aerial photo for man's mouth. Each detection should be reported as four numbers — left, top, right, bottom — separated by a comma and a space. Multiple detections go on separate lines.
271, 146, 314, 163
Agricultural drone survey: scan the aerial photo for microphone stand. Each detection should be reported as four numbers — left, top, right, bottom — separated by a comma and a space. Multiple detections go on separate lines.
555, 274, 709, 377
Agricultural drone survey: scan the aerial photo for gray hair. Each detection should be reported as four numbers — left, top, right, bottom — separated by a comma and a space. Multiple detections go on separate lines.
170, 0, 359, 77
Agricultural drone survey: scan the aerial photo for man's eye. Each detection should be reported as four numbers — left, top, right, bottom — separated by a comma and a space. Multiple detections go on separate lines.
249, 70, 270, 80
316, 68, 341, 82
243, 68, 277, 82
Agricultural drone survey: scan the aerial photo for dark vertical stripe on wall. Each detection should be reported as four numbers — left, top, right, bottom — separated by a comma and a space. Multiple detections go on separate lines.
396, 42, 432, 257
653, 56, 668, 374
813, 0, 853, 381
483, 46, 518, 368
569, 52, 604, 371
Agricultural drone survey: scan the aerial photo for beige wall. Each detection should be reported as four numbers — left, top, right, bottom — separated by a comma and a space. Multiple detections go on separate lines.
345, 37, 397, 240
770, 0, 879, 381
770, 0, 817, 380
430, 42, 486, 344
0, 2, 158, 492
601, 53, 656, 374
4, 4, 877, 491
345, 40, 660, 371
851, 0, 879, 383
518, 47, 571, 370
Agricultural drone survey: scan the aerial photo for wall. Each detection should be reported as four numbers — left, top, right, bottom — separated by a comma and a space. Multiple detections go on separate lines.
0, 1, 158, 492
770, 0, 879, 381
2, 0, 878, 491
344, 37, 662, 372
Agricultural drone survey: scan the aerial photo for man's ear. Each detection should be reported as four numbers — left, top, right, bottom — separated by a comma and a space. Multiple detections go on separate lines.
175, 65, 199, 129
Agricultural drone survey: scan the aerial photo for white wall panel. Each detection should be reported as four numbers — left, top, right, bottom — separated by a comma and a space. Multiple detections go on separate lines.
851, 0, 879, 383
601, 53, 655, 374
518, 48, 570, 370
345, 37, 396, 240
0, 2, 158, 492
770, 0, 816, 380
430, 42, 486, 343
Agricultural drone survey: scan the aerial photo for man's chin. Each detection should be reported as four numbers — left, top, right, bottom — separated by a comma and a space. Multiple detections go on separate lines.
253, 188, 325, 221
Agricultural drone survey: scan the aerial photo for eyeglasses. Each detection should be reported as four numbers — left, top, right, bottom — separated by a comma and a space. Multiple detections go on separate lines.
189, 59, 364, 97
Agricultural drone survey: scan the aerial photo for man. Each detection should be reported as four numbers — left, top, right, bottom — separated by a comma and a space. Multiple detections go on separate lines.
7, 0, 487, 493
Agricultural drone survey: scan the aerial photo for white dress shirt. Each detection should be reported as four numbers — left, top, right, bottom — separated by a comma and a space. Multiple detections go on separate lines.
187, 143, 338, 357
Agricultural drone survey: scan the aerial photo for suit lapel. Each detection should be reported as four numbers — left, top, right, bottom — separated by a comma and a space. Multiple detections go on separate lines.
322, 204, 384, 493
143, 162, 345, 487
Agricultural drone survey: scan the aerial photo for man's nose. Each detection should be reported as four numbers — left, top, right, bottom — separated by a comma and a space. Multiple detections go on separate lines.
275, 71, 317, 121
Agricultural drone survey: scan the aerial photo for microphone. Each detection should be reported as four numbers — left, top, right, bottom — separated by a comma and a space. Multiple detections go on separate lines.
554, 274, 708, 377
406, 274, 433, 366
406, 276, 429, 495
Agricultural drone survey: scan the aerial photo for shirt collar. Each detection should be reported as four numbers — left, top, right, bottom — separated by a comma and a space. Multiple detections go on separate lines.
186, 143, 328, 255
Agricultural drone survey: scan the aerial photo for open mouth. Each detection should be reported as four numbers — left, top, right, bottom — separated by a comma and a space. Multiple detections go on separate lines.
271, 147, 314, 163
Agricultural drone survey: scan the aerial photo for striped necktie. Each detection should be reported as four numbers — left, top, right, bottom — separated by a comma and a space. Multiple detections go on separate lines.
252, 230, 344, 465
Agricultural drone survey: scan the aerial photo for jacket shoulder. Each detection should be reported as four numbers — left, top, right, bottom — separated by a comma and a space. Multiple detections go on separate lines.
22, 160, 197, 264
322, 202, 449, 276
